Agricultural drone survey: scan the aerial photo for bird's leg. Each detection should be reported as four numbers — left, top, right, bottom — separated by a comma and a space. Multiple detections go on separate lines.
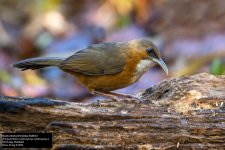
92, 90, 139, 102
106, 91, 137, 99
92, 91, 119, 101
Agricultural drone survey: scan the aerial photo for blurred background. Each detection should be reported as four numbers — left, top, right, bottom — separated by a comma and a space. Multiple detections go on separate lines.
0, 0, 225, 102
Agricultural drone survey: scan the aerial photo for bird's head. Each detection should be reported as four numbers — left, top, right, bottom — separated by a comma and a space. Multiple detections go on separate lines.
137, 39, 168, 75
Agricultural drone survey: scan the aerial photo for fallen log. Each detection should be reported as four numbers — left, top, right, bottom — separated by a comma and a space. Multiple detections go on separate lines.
0, 73, 225, 149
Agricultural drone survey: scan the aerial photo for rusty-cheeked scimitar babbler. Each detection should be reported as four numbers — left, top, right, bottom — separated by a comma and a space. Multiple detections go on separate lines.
13, 38, 168, 101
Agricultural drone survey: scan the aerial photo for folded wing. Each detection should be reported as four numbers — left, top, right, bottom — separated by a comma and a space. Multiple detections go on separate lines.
59, 42, 127, 75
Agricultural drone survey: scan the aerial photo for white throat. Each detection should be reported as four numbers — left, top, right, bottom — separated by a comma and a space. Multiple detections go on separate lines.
135, 59, 154, 74
132, 59, 154, 82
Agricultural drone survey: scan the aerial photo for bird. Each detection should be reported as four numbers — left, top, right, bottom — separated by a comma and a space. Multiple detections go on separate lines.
12, 38, 168, 101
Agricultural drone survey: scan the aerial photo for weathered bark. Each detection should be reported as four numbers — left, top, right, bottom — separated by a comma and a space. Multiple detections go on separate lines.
0, 73, 225, 150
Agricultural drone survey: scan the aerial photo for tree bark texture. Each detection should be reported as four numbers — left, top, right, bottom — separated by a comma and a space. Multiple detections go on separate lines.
0, 73, 225, 149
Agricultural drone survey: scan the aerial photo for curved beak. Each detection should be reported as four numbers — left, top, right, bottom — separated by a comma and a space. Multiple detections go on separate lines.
152, 58, 169, 75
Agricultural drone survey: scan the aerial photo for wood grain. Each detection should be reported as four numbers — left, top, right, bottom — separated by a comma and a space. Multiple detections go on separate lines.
0, 73, 225, 149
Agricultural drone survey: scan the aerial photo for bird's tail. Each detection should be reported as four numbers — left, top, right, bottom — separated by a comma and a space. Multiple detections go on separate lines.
12, 57, 64, 71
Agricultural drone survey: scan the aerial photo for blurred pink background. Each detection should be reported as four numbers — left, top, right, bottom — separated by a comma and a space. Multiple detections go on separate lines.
0, 0, 224, 102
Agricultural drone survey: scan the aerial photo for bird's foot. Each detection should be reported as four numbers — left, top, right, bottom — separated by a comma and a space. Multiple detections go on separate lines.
92, 91, 140, 103
111, 93, 139, 102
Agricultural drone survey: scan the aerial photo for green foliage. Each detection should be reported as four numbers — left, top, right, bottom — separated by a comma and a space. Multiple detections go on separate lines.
35, 0, 60, 12
117, 15, 131, 28
0, 70, 12, 84
210, 59, 225, 75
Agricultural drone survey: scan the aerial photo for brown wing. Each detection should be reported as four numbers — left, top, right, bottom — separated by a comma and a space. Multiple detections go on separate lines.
59, 42, 127, 75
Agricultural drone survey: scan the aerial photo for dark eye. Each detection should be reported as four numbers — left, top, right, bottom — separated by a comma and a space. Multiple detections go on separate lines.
146, 48, 157, 58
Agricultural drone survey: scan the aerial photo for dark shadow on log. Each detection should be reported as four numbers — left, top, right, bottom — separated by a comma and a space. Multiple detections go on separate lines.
0, 73, 225, 149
